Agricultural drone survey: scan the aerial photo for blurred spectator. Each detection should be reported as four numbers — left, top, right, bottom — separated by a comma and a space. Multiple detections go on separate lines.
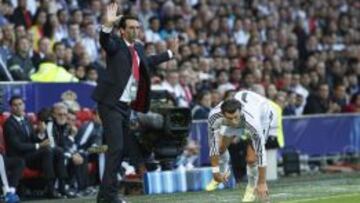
137, 0, 155, 30
191, 90, 211, 120
4, 96, 67, 198
75, 109, 103, 155
47, 103, 88, 196
304, 83, 341, 114
75, 108, 104, 180
223, 89, 237, 100
331, 83, 349, 110
216, 70, 236, 97
85, 66, 98, 86
210, 89, 221, 107
29, 8, 47, 51
61, 90, 80, 112
161, 69, 189, 107
0, 27, 13, 80
32, 36, 51, 69
55, 9, 69, 41
10, 0, 32, 29
7, 36, 35, 80
343, 93, 360, 113
53, 41, 66, 66
145, 16, 161, 43
62, 22, 80, 48
81, 21, 100, 62
30, 54, 78, 82
0, 0, 358, 117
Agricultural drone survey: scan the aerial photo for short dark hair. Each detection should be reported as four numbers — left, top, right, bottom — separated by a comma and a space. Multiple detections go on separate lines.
221, 98, 241, 114
119, 15, 139, 29
9, 95, 23, 106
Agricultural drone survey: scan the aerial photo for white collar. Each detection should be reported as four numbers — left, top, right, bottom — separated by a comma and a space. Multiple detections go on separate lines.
124, 39, 134, 47
13, 114, 24, 122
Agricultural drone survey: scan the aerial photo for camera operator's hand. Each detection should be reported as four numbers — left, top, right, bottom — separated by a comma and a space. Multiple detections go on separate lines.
39, 139, 50, 148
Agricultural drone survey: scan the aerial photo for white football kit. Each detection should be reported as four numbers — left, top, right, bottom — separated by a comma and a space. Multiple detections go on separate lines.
208, 90, 279, 167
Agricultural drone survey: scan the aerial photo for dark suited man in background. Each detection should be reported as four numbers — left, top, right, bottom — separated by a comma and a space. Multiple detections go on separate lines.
4, 96, 67, 198
92, 3, 178, 203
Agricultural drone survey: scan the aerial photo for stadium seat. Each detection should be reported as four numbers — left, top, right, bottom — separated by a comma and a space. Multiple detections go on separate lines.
22, 168, 43, 179
76, 108, 94, 123
0, 112, 10, 126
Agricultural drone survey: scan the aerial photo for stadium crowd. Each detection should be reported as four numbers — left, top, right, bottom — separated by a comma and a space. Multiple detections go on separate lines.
0, 0, 359, 117
0, 0, 359, 201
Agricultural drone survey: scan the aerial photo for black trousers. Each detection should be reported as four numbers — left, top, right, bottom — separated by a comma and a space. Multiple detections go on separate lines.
25, 147, 67, 181
98, 102, 130, 199
67, 154, 88, 190
3, 156, 25, 188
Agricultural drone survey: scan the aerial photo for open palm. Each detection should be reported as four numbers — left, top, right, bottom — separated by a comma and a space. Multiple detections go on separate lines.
105, 3, 122, 26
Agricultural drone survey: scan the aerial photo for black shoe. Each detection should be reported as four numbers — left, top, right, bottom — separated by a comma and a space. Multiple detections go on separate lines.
97, 194, 127, 203
61, 189, 79, 199
45, 190, 62, 199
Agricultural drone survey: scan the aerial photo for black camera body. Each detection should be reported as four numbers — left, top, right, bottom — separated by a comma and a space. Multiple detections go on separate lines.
132, 91, 192, 170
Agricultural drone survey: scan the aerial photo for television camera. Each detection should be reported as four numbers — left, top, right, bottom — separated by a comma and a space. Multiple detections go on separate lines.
130, 90, 192, 170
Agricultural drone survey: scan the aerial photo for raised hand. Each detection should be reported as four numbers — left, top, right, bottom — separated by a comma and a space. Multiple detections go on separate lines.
104, 3, 122, 27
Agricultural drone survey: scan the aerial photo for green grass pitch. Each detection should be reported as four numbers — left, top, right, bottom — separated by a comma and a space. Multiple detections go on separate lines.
29, 172, 360, 203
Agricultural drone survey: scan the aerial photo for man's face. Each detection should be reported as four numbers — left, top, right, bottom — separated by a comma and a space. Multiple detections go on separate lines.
67, 113, 77, 127
121, 19, 140, 43
223, 109, 241, 127
18, 38, 30, 54
11, 98, 25, 117
53, 108, 68, 126
39, 38, 50, 54
318, 84, 329, 100
335, 85, 346, 99
55, 44, 65, 59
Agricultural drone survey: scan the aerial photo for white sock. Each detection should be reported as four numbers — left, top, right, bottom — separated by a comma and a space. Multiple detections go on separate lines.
247, 164, 258, 188
219, 150, 230, 173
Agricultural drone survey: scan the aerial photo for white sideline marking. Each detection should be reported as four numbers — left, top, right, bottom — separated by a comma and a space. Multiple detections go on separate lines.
281, 193, 360, 203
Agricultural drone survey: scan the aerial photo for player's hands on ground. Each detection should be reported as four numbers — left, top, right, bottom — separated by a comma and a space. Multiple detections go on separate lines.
255, 182, 269, 202
213, 170, 230, 183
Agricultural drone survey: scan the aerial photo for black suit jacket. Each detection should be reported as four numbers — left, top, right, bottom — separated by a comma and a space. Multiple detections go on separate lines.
4, 115, 39, 157
91, 31, 171, 113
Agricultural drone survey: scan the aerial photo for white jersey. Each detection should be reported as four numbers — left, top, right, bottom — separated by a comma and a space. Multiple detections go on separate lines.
207, 90, 278, 166
208, 103, 245, 157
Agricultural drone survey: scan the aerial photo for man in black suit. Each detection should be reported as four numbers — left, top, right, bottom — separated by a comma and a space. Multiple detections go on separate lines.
92, 3, 178, 203
3, 96, 67, 198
